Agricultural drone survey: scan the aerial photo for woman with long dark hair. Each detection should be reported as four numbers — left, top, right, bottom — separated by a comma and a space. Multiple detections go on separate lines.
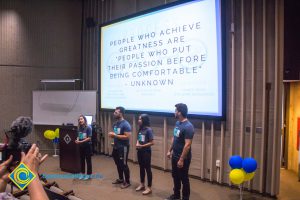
135, 114, 154, 195
75, 114, 92, 180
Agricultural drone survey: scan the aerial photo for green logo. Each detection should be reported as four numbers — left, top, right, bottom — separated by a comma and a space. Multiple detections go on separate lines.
9, 163, 36, 190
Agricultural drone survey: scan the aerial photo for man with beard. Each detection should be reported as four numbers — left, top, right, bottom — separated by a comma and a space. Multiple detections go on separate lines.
165, 103, 195, 200
108, 106, 132, 189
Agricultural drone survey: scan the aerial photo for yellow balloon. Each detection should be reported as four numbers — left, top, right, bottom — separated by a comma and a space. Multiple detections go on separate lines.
244, 171, 255, 181
44, 130, 52, 140
229, 169, 245, 185
45, 132, 50, 139
55, 128, 60, 138
44, 130, 55, 140
48, 130, 56, 140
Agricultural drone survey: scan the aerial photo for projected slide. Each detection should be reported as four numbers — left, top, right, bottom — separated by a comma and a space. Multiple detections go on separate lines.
100, 0, 224, 118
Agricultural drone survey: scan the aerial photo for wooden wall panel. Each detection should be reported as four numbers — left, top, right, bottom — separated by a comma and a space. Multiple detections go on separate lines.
287, 83, 300, 172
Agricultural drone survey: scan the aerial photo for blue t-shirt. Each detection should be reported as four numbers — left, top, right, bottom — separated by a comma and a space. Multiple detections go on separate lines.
113, 120, 131, 148
172, 120, 194, 160
137, 127, 154, 152
78, 125, 92, 144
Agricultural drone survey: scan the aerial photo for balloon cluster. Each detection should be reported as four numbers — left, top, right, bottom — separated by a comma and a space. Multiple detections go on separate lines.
43, 128, 60, 144
228, 155, 257, 185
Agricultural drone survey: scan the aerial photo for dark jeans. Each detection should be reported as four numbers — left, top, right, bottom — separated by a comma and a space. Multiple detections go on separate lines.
112, 146, 130, 183
172, 157, 191, 200
137, 150, 152, 187
79, 142, 92, 175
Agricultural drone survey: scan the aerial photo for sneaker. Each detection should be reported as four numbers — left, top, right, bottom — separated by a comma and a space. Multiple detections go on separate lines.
83, 175, 90, 180
78, 174, 84, 180
120, 182, 131, 189
135, 185, 145, 191
142, 187, 152, 195
112, 179, 124, 184
164, 194, 180, 200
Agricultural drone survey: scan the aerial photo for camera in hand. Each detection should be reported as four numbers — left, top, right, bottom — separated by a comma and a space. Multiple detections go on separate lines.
0, 116, 33, 163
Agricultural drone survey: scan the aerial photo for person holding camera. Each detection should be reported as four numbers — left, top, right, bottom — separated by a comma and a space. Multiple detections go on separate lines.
75, 115, 93, 180
135, 114, 154, 195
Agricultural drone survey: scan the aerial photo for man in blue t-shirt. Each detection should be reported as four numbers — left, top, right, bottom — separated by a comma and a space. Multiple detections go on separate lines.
165, 103, 194, 200
108, 106, 132, 189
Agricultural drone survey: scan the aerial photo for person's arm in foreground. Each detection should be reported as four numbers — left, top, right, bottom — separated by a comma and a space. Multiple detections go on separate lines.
0, 155, 13, 192
21, 144, 49, 200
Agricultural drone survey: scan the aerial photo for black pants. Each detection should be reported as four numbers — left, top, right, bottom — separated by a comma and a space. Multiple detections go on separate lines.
137, 150, 152, 187
172, 157, 191, 200
112, 146, 130, 183
79, 142, 92, 175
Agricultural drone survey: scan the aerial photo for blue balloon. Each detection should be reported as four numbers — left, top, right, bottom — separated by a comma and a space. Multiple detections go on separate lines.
242, 158, 257, 173
52, 138, 59, 144
229, 155, 243, 169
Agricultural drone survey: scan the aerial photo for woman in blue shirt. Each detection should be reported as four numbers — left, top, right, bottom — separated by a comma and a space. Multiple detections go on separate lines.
75, 115, 92, 180
135, 114, 154, 195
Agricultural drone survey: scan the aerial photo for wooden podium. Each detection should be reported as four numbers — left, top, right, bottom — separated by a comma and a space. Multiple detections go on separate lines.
59, 126, 81, 173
